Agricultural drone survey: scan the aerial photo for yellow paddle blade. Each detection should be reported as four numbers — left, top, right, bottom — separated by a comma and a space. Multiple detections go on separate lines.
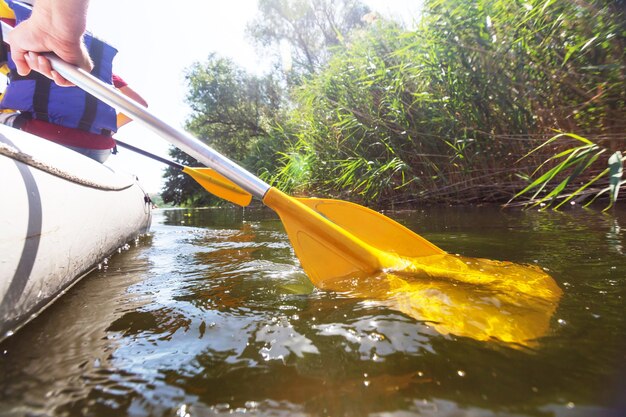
182, 166, 252, 207
295, 197, 444, 258
399, 253, 563, 300
326, 269, 561, 347
322, 256, 562, 347
264, 188, 563, 331
263, 187, 435, 286
388, 274, 559, 346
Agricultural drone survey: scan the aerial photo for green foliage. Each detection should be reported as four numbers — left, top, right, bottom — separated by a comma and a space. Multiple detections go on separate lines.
161, 54, 285, 206
261, 144, 315, 194
267, 0, 625, 206
509, 133, 625, 211
184, 54, 282, 163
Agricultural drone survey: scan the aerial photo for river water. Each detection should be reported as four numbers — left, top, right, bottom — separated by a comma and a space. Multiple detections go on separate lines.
0, 206, 625, 417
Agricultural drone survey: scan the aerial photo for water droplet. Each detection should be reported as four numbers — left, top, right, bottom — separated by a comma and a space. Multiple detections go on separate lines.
457, 370, 466, 377
364, 380, 370, 387
245, 401, 259, 409
214, 403, 230, 412
176, 404, 191, 417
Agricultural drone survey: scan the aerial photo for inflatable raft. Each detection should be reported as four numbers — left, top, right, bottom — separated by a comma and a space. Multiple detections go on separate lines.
0, 125, 152, 341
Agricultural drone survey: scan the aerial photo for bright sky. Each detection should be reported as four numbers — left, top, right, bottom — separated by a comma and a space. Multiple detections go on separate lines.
87, 0, 423, 193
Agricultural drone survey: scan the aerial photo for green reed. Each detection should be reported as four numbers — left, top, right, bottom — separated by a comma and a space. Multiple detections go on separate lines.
261, 0, 624, 207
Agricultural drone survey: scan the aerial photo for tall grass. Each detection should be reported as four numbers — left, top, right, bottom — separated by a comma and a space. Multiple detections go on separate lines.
508, 133, 624, 211
261, 0, 625, 207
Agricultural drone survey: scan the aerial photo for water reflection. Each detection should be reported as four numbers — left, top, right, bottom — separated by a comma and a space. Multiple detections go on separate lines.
606, 217, 623, 255
0, 235, 155, 415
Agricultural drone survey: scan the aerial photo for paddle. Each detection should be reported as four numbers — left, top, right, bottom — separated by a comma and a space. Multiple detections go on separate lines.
114, 139, 252, 207
32, 52, 445, 287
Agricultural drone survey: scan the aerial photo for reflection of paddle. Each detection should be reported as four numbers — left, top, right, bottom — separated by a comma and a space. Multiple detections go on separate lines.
114, 139, 252, 207
36, 41, 561, 318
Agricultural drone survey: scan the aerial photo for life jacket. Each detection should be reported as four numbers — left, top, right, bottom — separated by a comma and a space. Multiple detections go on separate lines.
0, 0, 118, 135
0, 0, 15, 76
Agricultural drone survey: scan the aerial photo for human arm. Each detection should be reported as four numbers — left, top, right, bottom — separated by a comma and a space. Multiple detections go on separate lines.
7, 0, 92, 86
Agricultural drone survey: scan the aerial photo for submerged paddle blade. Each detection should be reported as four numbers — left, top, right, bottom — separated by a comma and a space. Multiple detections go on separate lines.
324, 266, 561, 347
182, 166, 252, 207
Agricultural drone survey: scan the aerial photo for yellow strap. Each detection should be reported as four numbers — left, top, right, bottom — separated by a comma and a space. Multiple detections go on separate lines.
0, 0, 15, 19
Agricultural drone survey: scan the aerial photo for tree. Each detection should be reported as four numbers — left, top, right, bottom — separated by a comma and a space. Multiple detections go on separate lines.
246, 0, 370, 78
160, 148, 218, 207
161, 54, 283, 207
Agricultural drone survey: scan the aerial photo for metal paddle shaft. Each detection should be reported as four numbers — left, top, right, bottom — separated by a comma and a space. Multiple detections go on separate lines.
49, 56, 271, 199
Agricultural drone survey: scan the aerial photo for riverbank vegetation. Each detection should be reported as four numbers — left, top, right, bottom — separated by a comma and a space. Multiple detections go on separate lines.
161, 0, 625, 209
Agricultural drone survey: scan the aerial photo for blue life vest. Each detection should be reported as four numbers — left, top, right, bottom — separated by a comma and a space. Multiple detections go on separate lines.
0, 0, 118, 135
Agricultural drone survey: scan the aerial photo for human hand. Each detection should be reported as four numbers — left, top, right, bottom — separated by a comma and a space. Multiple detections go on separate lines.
6, 0, 92, 86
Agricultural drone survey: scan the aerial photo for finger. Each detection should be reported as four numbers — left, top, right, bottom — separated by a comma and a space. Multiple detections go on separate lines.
76, 45, 94, 73
50, 70, 74, 87
36, 54, 54, 78
23, 51, 51, 77
13, 51, 32, 76
33, 54, 73, 86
